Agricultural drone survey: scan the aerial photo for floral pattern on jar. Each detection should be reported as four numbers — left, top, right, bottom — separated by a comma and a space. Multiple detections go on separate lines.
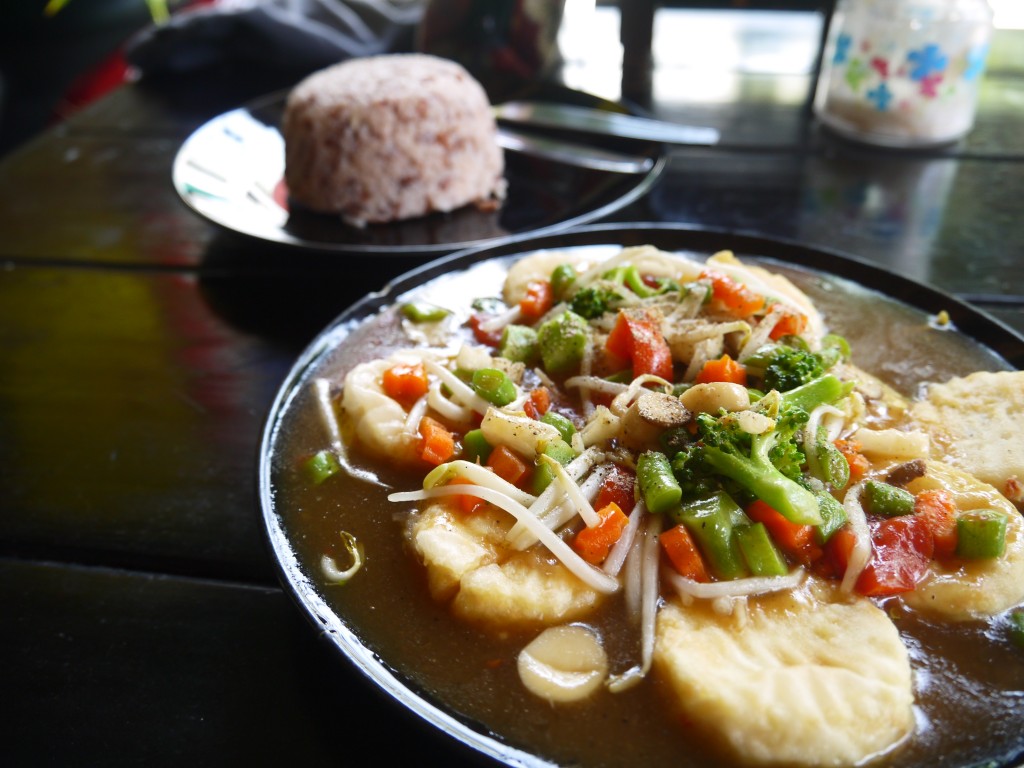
814, 0, 994, 147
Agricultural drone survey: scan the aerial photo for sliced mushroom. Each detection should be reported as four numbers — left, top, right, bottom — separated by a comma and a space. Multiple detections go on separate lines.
619, 391, 691, 451
886, 459, 927, 487
517, 624, 608, 703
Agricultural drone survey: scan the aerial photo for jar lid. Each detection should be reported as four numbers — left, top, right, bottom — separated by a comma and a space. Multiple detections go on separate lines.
846, 0, 994, 24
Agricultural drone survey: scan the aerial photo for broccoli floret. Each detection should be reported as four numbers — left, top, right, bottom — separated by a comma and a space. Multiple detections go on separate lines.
569, 286, 625, 319
744, 343, 824, 392
669, 443, 721, 502
765, 404, 810, 480
744, 335, 851, 393
679, 395, 823, 526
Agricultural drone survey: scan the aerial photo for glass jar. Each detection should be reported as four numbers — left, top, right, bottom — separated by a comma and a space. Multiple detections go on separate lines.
814, 0, 994, 147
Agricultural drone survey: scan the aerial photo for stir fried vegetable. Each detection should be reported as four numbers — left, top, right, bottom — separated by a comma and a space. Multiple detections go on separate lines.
302, 449, 342, 485
538, 311, 589, 372
684, 402, 823, 526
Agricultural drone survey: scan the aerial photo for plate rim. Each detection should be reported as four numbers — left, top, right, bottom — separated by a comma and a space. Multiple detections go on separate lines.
258, 222, 1024, 768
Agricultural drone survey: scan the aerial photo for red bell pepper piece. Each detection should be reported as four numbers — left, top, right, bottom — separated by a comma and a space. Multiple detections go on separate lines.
855, 515, 934, 596
605, 310, 673, 381
595, 464, 637, 513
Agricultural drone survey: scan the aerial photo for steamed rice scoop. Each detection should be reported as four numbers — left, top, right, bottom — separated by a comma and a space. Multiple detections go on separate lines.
283, 53, 507, 226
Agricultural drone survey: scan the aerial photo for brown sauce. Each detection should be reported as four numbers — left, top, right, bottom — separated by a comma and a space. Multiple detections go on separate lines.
266, 250, 1023, 768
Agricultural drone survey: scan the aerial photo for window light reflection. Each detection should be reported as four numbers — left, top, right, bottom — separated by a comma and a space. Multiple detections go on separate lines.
559, 5, 824, 106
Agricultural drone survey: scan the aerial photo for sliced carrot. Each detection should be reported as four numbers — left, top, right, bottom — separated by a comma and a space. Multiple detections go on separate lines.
519, 280, 554, 322
746, 499, 814, 554
834, 439, 870, 480
914, 489, 958, 560
523, 386, 551, 419
486, 445, 529, 487
769, 309, 808, 340
419, 416, 456, 466
660, 523, 709, 581
450, 477, 485, 514
700, 270, 766, 317
821, 525, 857, 579
381, 362, 428, 403
694, 353, 747, 386
573, 502, 629, 564
694, 353, 747, 385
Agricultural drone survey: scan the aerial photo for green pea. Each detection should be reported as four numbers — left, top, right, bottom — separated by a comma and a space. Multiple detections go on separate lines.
471, 368, 517, 406
302, 450, 340, 485
550, 263, 577, 300
400, 301, 450, 323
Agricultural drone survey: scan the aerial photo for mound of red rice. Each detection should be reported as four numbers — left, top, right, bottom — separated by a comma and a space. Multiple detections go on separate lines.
282, 53, 506, 226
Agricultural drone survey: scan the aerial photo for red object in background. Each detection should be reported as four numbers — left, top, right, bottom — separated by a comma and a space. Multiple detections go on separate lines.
52, 0, 219, 123
55, 49, 131, 122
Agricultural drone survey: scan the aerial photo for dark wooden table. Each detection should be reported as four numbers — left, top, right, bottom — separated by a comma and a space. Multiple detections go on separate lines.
2, 8, 1022, 766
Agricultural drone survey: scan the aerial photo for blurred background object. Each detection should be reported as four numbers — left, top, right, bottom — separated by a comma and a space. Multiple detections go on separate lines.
0, 0, 167, 157
0, 0, 425, 158
415, 0, 566, 99
2, 0, 1020, 160
124, 0, 424, 77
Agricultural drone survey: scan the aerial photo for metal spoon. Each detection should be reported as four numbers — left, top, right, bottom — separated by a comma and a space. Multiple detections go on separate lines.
496, 128, 655, 174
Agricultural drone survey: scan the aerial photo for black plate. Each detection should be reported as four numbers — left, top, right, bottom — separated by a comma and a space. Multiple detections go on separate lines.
173, 86, 667, 256
258, 224, 1024, 768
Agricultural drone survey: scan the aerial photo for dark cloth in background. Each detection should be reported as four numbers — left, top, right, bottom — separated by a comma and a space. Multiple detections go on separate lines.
124, 0, 424, 77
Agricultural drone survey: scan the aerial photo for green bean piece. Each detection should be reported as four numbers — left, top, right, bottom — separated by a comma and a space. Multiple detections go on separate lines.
864, 480, 915, 517
821, 333, 851, 361
746, 388, 766, 403
814, 491, 848, 544
462, 429, 492, 464
499, 324, 539, 364
540, 411, 576, 443
807, 432, 851, 489
537, 311, 589, 373
471, 368, 517, 406
735, 522, 789, 577
302, 449, 341, 485
399, 301, 450, 323
780, 374, 852, 413
531, 439, 576, 494
605, 369, 634, 384
471, 296, 505, 314
623, 265, 654, 298
532, 462, 556, 495
550, 263, 577, 300
637, 451, 683, 515
622, 266, 679, 299
673, 492, 749, 580
956, 509, 1008, 559
602, 265, 628, 283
